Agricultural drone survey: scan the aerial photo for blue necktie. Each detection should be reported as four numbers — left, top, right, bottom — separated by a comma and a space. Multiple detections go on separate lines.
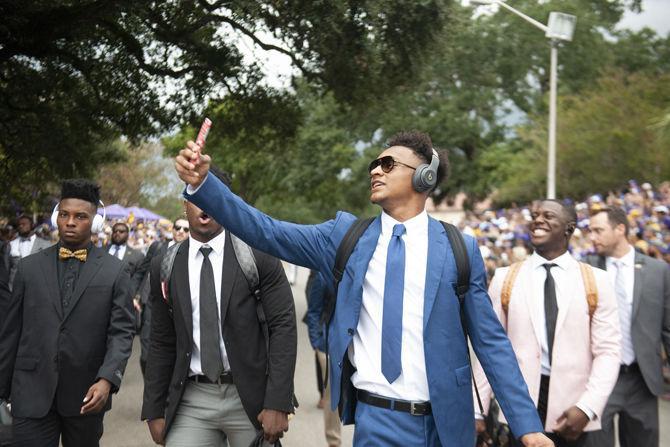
382, 223, 406, 383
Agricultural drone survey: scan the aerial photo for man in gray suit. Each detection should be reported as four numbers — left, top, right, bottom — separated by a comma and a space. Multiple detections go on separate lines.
8, 215, 52, 289
585, 206, 670, 447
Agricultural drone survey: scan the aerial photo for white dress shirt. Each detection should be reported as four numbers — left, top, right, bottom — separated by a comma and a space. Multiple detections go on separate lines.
108, 244, 127, 260
187, 231, 231, 376
605, 245, 636, 365
529, 251, 595, 420
350, 210, 430, 401
10, 234, 35, 258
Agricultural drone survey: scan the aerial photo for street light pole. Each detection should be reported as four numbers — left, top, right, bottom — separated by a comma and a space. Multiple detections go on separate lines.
469, 1, 575, 200
547, 41, 558, 199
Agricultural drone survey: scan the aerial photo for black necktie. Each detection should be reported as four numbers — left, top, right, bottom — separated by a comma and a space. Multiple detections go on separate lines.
199, 246, 223, 382
543, 263, 558, 364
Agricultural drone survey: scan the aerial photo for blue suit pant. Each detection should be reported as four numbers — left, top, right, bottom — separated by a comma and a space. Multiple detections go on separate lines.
353, 401, 440, 447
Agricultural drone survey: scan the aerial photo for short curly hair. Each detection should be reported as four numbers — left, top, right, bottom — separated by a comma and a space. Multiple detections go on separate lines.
386, 131, 449, 188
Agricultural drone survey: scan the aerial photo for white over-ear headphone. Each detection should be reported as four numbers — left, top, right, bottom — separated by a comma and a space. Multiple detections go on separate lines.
51, 200, 106, 233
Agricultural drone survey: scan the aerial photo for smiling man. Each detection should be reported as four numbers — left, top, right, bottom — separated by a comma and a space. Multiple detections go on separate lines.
0, 179, 135, 447
174, 131, 551, 447
473, 200, 621, 447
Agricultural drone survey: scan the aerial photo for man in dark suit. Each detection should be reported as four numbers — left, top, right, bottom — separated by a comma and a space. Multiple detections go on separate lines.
585, 206, 670, 447
8, 214, 53, 290
108, 222, 145, 293
175, 131, 551, 446
141, 169, 297, 447
134, 217, 189, 375
0, 179, 135, 447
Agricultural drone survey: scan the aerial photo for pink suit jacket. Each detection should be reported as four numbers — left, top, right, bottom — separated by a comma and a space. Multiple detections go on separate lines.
473, 255, 621, 432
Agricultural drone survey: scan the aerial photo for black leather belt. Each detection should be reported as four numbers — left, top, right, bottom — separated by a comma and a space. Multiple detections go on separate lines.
620, 362, 639, 374
357, 389, 431, 416
189, 371, 234, 384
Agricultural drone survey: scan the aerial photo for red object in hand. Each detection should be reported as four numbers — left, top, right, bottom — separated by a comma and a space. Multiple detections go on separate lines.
193, 118, 212, 163
195, 118, 212, 148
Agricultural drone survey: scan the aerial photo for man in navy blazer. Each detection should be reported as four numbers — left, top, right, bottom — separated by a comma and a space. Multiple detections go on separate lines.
175, 131, 551, 446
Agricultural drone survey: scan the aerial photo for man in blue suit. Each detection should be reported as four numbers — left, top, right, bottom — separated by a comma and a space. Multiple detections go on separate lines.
175, 131, 551, 446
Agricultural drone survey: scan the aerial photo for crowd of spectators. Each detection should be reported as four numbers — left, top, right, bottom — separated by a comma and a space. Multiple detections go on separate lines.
0, 213, 176, 255
459, 180, 670, 279
2, 180, 669, 264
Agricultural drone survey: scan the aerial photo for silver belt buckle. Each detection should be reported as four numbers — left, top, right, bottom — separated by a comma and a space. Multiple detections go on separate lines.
410, 401, 419, 416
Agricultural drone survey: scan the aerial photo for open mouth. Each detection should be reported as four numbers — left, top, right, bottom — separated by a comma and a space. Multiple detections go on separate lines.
531, 228, 549, 237
198, 213, 212, 225
371, 180, 384, 190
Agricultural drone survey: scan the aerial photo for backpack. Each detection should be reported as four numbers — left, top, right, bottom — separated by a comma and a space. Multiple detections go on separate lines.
327, 217, 484, 413
159, 236, 268, 373
500, 261, 598, 319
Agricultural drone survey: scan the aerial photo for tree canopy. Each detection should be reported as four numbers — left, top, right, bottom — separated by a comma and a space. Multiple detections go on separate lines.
1, 0, 447, 215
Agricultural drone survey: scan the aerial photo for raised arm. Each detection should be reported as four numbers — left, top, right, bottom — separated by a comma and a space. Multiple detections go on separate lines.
175, 140, 349, 281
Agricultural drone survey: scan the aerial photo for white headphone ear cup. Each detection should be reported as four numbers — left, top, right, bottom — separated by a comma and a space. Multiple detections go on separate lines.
51, 204, 59, 228
91, 214, 103, 233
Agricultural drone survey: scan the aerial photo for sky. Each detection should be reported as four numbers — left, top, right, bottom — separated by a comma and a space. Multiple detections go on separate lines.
244, 0, 670, 90
619, 0, 670, 35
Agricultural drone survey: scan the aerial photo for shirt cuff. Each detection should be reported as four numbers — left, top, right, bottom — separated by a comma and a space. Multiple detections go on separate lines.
575, 403, 596, 421
185, 172, 210, 195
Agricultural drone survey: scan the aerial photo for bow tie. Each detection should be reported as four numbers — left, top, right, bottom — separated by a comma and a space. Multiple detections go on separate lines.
59, 247, 88, 262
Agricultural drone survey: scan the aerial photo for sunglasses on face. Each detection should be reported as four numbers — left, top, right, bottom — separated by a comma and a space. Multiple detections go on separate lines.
368, 155, 417, 174
174, 225, 189, 232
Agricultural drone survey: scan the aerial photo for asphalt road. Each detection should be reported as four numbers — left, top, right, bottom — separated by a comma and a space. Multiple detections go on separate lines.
102, 266, 668, 447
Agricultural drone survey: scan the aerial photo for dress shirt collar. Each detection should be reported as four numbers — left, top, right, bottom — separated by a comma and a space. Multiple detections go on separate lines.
19, 234, 35, 243
380, 209, 428, 237
188, 230, 226, 259
607, 244, 635, 268
530, 250, 574, 271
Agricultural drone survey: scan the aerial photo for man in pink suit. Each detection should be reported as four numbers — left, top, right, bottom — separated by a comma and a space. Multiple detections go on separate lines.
473, 200, 621, 447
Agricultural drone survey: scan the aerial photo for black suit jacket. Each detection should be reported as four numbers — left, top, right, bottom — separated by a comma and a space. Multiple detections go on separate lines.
134, 241, 168, 305
141, 235, 297, 434
108, 244, 145, 295
0, 245, 135, 418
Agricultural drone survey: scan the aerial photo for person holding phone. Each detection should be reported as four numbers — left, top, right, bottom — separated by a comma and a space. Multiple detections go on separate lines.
174, 130, 552, 447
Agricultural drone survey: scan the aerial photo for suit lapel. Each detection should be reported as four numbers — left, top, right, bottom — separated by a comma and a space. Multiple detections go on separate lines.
554, 258, 579, 338
40, 245, 63, 319
173, 240, 193, 337
521, 261, 543, 347
423, 218, 447, 329
632, 252, 645, 320
63, 246, 104, 321
220, 232, 237, 325
347, 216, 381, 319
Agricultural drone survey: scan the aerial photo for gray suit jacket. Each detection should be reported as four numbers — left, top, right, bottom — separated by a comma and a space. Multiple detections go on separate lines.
8, 236, 53, 290
586, 251, 670, 395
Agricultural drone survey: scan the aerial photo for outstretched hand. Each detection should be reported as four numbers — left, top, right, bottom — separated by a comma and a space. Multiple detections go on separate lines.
174, 140, 211, 188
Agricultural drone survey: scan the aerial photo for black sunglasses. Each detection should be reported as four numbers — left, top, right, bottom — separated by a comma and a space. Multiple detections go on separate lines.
174, 225, 189, 232
368, 155, 417, 174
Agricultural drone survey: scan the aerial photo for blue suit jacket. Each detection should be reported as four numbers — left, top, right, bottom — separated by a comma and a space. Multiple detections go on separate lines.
186, 173, 543, 446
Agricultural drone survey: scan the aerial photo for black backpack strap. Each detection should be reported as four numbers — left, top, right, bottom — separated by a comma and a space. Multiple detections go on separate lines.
229, 234, 269, 375
332, 217, 376, 287
441, 221, 484, 415
325, 217, 374, 397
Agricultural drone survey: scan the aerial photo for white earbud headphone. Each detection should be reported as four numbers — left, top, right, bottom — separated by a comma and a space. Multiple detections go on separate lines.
51, 200, 106, 233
